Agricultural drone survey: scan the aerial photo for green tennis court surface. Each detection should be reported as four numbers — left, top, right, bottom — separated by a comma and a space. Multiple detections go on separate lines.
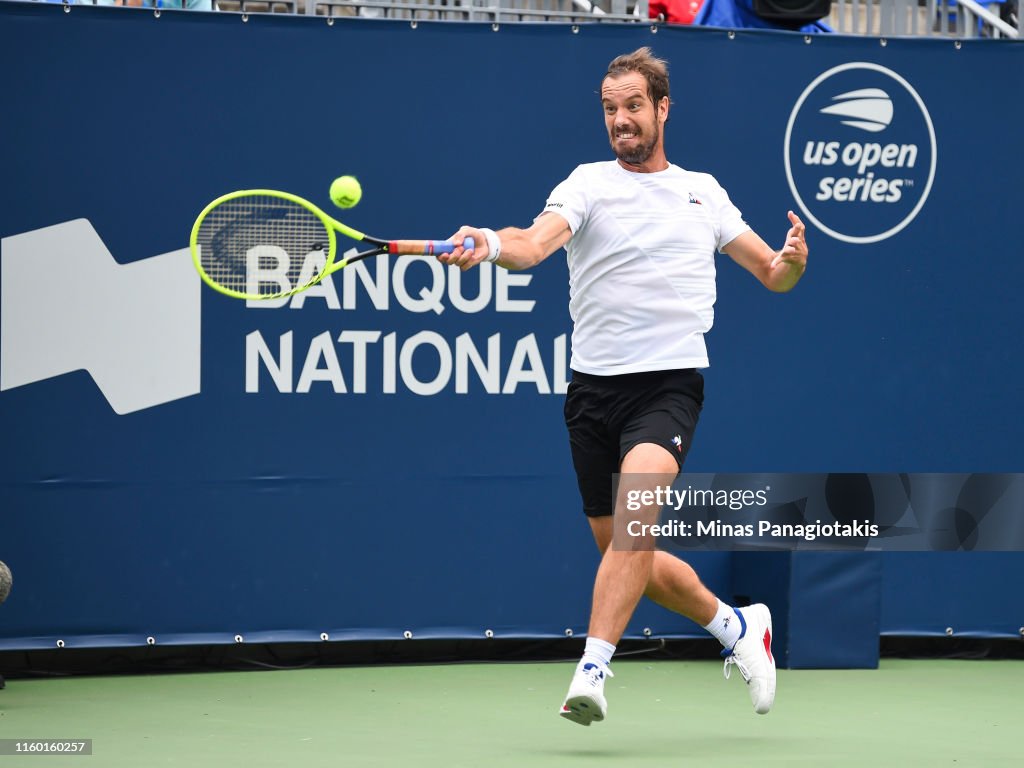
1, 659, 1020, 767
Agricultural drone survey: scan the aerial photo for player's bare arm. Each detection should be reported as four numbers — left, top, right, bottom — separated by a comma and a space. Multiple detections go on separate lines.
440, 212, 573, 271
723, 210, 808, 293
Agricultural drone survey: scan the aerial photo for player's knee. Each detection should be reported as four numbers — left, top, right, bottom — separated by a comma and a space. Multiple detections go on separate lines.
620, 442, 679, 474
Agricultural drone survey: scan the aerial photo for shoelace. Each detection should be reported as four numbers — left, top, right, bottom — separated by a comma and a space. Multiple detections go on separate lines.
578, 663, 614, 688
722, 607, 751, 682
722, 651, 751, 683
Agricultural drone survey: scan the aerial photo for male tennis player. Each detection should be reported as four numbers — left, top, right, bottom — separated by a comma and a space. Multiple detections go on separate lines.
441, 47, 807, 726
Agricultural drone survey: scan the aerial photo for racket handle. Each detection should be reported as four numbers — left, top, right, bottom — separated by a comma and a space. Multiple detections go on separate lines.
389, 236, 475, 256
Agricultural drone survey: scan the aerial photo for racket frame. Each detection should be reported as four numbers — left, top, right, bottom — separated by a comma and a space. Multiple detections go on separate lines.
190, 189, 394, 301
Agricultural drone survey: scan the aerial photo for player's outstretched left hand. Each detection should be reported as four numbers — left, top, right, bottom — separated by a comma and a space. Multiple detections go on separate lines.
771, 211, 808, 271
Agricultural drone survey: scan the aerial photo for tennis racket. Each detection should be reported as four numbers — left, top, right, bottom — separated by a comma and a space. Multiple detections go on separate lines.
189, 189, 473, 301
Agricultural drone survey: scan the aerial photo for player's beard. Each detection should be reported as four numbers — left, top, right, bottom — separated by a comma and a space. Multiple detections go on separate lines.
612, 123, 660, 166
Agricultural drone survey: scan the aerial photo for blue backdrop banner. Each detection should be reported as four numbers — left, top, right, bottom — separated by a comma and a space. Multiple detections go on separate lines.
1, 5, 1022, 651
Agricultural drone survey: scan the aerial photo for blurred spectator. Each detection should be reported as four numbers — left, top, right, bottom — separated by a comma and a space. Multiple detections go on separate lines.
66, 0, 214, 8
650, 0, 705, 24
127, 0, 214, 7
692, 0, 831, 33
999, 0, 1017, 25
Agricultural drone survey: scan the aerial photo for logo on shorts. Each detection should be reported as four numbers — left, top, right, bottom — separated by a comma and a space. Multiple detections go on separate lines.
672, 435, 683, 452
784, 62, 936, 244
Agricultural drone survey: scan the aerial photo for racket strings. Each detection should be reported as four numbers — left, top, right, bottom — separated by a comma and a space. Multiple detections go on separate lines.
195, 194, 330, 297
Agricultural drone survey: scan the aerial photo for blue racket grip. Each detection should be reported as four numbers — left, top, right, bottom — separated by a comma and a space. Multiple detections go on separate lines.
435, 236, 475, 254
391, 236, 476, 255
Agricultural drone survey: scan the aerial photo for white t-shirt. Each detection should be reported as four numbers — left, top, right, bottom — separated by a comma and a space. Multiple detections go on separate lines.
542, 161, 750, 375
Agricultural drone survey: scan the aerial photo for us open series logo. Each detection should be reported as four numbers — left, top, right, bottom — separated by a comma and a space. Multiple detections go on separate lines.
784, 63, 937, 245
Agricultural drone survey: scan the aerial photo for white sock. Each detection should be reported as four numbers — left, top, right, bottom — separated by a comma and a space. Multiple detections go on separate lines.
704, 599, 743, 650
579, 636, 616, 669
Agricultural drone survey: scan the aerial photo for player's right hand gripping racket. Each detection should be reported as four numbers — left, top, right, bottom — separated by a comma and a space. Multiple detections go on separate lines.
189, 189, 472, 301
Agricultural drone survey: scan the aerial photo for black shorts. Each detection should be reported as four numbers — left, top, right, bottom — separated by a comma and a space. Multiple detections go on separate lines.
564, 368, 703, 518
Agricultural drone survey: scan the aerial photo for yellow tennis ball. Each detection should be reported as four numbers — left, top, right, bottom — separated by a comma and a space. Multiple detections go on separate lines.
330, 175, 362, 209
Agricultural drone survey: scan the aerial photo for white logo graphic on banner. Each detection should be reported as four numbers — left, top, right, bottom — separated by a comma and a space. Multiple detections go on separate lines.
1, 219, 201, 414
784, 63, 937, 244
818, 88, 892, 132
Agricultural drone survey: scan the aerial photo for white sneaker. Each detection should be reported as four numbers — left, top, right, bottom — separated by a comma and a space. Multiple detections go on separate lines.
722, 603, 776, 714
559, 661, 613, 726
